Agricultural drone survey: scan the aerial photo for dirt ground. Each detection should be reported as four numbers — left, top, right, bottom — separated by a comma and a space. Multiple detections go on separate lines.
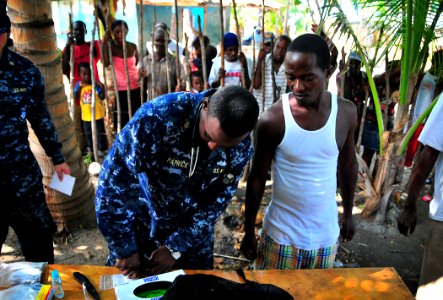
1, 174, 428, 296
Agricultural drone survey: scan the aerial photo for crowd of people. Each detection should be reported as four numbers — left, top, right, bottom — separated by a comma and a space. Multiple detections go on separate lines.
1, 1, 442, 296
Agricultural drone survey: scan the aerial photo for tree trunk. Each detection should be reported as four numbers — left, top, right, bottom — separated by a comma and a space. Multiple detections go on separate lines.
362, 74, 418, 218
8, 0, 96, 232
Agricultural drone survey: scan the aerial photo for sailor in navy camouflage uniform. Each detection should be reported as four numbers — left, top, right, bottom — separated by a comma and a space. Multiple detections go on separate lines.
96, 86, 258, 278
0, 1, 71, 263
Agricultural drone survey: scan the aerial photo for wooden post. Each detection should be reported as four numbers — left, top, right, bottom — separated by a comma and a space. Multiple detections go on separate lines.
94, 12, 111, 147
219, 0, 225, 87
122, 25, 132, 118
249, 33, 256, 93
68, 8, 75, 120
107, 40, 121, 133
383, 53, 390, 127
139, 0, 144, 104
165, 30, 171, 93
261, 0, 265, 112
198, 16, 208, 89
174, 0, 181, 87
204, 4, 208, 34
150, 8, 157, 98
183, 33, 191, 91
104, 1, 122, 133
283, 0, 290, 35
271, 36, 277, 103
90, 12, 99, 162
232, 0, 246, 88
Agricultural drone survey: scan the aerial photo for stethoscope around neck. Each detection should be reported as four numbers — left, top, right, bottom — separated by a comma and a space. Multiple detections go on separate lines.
189, 101, 234, 185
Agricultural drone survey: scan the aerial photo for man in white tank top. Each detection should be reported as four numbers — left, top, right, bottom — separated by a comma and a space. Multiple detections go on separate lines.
241, 33, 358, 269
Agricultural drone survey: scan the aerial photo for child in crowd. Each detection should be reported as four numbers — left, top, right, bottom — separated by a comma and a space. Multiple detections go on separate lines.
74, 62, 108, 158
190, 71, 204, 93
209, 32, 252, 89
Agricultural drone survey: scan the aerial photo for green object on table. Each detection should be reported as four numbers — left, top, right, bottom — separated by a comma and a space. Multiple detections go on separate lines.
136, 288, 167, 298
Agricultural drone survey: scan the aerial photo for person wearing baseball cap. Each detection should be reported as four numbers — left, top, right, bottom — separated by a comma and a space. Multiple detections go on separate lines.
336, 50, 368, 144
208, 32, 252, 89
0, 0, 71, 263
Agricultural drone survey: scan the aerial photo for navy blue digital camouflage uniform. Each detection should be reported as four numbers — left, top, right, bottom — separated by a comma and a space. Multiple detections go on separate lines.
96, 90, 253, 269
0, 47, 65, 263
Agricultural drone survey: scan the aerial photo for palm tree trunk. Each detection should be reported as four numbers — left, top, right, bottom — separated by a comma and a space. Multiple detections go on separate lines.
8, 0, 96, 232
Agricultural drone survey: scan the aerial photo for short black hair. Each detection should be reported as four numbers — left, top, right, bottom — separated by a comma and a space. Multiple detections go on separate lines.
387, 60, 401, 73
111, 20, 128, 32
190, 70, 203, 81
74, 20, 87, 31
277, 35, 291, 45
206, 45, 217, 60
155, 22, 169, 31
208, 86, 259, 138
78, 61, 90, 73
287, 33, 330, 70
192, 36, 210, 48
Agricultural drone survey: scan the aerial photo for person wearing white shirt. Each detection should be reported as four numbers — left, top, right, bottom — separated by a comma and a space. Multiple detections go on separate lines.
209, 32, 251, 89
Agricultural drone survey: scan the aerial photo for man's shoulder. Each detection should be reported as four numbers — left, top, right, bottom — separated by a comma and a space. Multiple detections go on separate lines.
8, 50, 35, 68
6, 50, 40, 78
337, 97, 358, 131
337, 95, 357, 115
257, 100, 284, 137
142, 92, 197, 117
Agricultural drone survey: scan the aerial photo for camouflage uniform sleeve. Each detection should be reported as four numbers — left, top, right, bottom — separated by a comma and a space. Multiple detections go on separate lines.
165, 138, 253, 253
27, 67, 64, 165
96, 108, 162, 259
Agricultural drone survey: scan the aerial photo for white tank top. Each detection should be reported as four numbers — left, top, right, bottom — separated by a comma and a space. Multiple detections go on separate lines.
263, 93, 340, 250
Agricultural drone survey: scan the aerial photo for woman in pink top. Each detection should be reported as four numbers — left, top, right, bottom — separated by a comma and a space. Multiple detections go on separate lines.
103, 20, 141, 130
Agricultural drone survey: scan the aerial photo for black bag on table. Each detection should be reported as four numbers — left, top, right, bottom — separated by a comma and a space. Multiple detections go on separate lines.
162, 268, 294, 300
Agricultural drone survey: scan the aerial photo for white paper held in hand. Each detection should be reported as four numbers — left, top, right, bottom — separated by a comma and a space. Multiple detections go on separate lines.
49, 173, 76, 196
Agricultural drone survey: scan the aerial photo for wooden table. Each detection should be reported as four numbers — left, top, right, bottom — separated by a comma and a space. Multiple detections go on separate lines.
42, 264, 414, 299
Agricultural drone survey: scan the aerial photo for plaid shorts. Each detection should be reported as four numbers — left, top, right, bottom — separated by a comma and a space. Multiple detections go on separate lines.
255, 230, 338, 269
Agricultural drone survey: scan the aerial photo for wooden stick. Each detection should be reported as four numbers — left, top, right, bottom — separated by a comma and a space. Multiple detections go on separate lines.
68, 7, 75, 120
183, 33, 191, 91
107, 41, 121, 133
101, 2, 115, 138
383, 53, 390, 127
219, 0, 225, 87
261, 0, 265, 112
249, 33, 256, 93
90, 12, 99, 162
95, 12, 111, 146
122, 25, 132, 118
104, 2, 122, 133
232, 0, 246, 88
165, 30, 171, 93
283, 0, 290, 35
204, 4, 208, 34
197, 16, 208, 89
271, 36, 277, 103
174, 0, 181, 87
139, 0, 144, 104
150, 9, 157, 98
214, 253, 252, 262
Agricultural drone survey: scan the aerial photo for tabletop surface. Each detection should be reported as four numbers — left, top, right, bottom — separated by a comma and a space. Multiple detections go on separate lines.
42, 264, 415, 299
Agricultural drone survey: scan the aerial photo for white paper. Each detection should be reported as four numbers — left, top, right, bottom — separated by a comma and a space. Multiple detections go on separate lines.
49, 173, 76, 196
